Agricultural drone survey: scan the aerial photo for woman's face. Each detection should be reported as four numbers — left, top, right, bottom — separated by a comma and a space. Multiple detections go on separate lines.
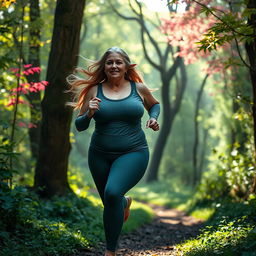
104, 52, 128, 80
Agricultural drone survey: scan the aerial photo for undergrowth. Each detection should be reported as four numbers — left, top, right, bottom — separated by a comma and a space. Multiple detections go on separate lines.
0, 140, 154, 256
0, 187, 153, 256
129, 180, 256, 256
0, 189, 103, 256
176, 197, 256, 256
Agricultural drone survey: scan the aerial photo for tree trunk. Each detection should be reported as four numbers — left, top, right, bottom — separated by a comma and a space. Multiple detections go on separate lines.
109, 1, 188, 182
146, 100, 173, 182
192, 74, 208, 186
25, 0, 41, 160
34, 0, 86, 197
198, 128, 208, 183
245, 0, 256, 193
146, 59, 187, 182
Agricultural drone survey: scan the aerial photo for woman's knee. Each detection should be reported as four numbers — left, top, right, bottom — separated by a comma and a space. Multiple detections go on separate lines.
104, 187, 122, 206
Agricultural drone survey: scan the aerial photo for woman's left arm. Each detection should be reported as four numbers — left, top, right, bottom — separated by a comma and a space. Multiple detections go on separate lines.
136, 83, 160, 131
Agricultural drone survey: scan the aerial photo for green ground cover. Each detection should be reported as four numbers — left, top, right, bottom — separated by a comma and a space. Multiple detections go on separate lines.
129, 180, 256, 256
0, 186, 154, 256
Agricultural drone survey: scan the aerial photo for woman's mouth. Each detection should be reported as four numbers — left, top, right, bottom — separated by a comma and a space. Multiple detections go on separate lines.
110, 70, 119, 74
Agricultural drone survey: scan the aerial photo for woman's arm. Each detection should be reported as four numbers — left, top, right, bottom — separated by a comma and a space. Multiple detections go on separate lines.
136, 83, 160, 131
75, 86, 100, 132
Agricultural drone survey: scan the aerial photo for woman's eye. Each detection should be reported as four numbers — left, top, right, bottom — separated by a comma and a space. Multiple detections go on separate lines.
106, 60, 123, 65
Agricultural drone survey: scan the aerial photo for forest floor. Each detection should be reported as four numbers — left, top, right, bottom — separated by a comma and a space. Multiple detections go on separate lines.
77, 203, 204, 256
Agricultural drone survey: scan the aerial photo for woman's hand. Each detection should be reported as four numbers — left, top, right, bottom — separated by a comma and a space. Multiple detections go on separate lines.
88, 97, 101, 118
146, 118, 160, 131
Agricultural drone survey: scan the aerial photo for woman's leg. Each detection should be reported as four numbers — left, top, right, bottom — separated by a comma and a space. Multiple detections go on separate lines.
103, 148, 149, 252
88, 147, 112, 203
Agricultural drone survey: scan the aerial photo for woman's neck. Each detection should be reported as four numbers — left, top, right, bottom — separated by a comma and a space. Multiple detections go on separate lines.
106, 77, 127, 88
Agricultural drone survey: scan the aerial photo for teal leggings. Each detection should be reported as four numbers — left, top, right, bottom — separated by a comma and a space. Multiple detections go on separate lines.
88, 147, 149, 252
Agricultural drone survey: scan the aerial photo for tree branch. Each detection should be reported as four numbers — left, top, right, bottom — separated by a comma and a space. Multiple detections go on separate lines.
108, 0, 139, 22
191, 0, 250, 37
140, 25, 161, 70
108, 0, 162, 69
233, 35, 251, 69
166, 54, 181, 80
134, 0, 163, 61
163, 44, 172, 66
12, 31, 27, 64
173, 58, 187, 114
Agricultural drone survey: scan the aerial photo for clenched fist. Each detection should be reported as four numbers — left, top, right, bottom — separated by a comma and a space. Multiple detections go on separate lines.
88, 97, 101, 118
146, 118, 160, 131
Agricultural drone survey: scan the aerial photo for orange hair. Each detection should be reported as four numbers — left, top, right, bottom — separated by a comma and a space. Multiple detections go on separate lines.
67, 47, 144, 110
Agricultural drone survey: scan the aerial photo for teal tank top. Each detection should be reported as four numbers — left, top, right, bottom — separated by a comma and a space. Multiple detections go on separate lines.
90, 81, 148, 153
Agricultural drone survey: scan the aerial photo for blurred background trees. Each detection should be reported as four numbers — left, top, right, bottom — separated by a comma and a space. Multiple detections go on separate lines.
0, 0, 255, 200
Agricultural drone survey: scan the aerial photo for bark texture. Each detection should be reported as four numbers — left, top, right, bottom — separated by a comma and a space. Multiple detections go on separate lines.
34, 0, 86, 197
146, 59, 187, 182
192, 74, 208, 186
27, 0, 41, 160
245, 0, 256, 193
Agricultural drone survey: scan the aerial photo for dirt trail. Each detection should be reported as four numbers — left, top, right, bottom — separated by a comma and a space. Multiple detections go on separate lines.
78, 204, 203, 256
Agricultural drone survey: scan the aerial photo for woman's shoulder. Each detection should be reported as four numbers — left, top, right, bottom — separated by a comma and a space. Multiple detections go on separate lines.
134, 82, 150, 94
87, 84, 98, 98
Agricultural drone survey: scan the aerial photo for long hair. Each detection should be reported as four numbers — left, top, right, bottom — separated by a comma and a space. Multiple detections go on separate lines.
67, 46, 144, 110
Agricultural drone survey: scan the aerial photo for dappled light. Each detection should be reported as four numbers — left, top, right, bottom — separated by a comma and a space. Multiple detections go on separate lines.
0, 0, 256, 255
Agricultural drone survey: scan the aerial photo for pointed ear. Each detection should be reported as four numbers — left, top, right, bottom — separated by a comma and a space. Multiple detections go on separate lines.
128, 63, 137, 69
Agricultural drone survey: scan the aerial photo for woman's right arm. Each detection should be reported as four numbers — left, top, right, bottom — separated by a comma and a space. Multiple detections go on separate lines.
75, 86, 101, 132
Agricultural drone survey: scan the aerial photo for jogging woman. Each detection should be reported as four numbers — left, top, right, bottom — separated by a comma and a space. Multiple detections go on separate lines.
68, 46, 160, 256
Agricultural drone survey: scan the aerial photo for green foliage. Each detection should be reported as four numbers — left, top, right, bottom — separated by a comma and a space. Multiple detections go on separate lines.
0, 191, 104, 256
176, 198, 256, 256
128, 180, 194, 209
0, 152, 154, 256
0, 142, 100, 255
0, 187, 155, 256
196, 2, 255, 53
196, 141, 255, 202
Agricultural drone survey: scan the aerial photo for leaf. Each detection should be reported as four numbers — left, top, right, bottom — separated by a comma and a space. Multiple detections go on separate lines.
242, 8, 256, 19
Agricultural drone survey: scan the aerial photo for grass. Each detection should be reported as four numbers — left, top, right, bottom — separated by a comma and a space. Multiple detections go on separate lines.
126, 180, 256, 256
2, 175, 255, 256
176, 199, 256, 256
0, 185, 154, 256
128, 180, 194, 209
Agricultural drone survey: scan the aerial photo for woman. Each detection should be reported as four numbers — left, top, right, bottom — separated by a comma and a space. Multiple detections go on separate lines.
69, 46, 160, 256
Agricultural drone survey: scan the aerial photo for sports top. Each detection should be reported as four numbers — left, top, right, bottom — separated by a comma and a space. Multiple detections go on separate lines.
90, 81, 148, 153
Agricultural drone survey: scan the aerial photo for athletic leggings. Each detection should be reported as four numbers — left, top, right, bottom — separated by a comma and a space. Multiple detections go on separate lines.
88, 146, 149, 252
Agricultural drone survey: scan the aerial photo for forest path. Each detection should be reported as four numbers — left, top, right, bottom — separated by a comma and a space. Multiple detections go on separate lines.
79, 203, 203, 256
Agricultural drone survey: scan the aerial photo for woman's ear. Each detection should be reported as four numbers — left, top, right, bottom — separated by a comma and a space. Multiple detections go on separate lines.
128, 63, 137, 69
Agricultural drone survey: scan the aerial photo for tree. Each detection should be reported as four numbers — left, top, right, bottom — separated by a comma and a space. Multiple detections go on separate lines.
192, 73, 209, 185
34, 0, 86, 197
109, 0, 187, 182
161, 1, 223, 185
172, 0, 256, 192
27, 0, 41, 160
6, 0, 43, 161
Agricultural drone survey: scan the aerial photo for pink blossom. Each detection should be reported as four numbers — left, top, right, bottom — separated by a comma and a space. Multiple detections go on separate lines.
23, 64, 32, 68
6, 98, 25, 107
31, 67, 41, 73
22, 66, 42, 76
41, 81, 49, 86
10, 68, 19, 73
11, 87, 28, 94
18, 122, 27, 128
160, 1, 217, 65
28, 123, 37, 129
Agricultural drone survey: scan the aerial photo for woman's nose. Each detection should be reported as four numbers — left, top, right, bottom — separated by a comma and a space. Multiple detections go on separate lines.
112, 62, 117, 68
